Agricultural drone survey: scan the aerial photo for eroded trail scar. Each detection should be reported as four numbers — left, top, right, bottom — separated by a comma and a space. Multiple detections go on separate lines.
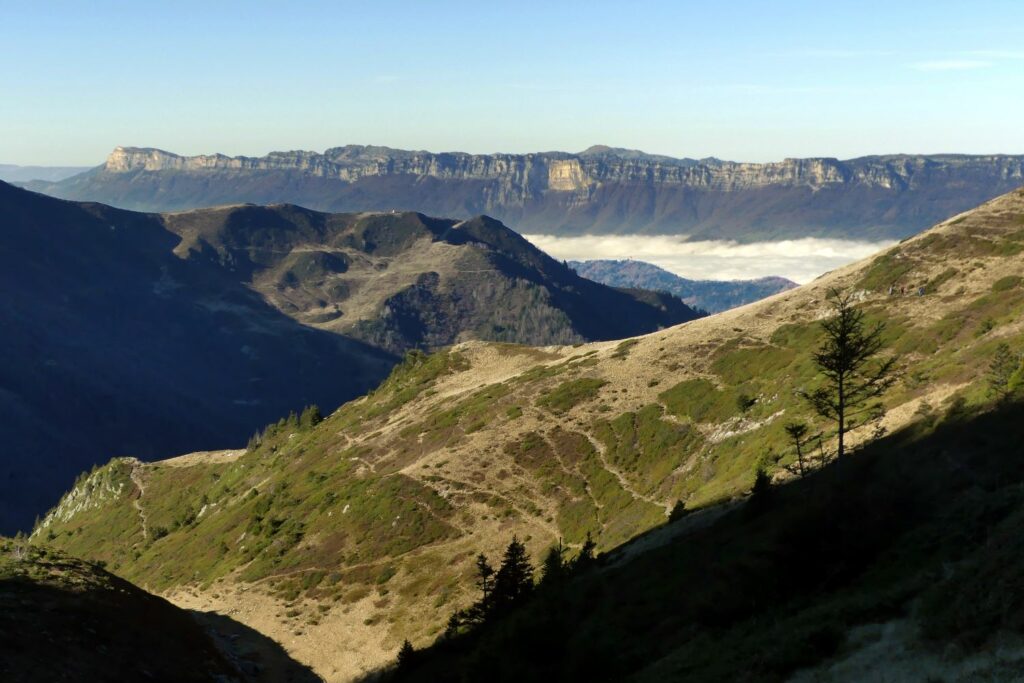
129, 462, 149, 540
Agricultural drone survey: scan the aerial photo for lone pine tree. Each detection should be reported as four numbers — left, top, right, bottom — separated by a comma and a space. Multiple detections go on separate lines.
805, 289, 898, 460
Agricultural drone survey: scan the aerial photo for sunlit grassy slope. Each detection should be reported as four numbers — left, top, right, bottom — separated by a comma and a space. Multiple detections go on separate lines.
36, 187, 1024, 679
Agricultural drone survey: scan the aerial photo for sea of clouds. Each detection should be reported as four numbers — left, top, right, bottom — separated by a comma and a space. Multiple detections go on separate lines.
523, 234, 896, 284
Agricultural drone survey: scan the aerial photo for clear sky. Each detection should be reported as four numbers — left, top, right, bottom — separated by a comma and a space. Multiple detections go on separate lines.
2, 0, 1023, 165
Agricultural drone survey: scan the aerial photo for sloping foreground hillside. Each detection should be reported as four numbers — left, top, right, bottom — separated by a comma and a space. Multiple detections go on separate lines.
0, 182, 695, 533
384, 397, 1024, 682
36, 187, 1024, 680
0, 541, 241, 682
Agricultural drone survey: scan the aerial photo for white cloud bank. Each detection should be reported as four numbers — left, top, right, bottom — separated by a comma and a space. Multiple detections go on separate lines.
523, 234, 896, 284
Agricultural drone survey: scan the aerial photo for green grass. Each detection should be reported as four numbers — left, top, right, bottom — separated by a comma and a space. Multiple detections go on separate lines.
993, 275, 1023, 292
611, 338, 639, 359
658, 378, 737, 424
857, 250, 915, 290
536, 378, 607, 414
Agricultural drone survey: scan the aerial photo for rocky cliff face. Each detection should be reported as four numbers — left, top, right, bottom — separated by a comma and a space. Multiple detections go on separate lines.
102, 145, 1024, 191
31, 146, 1024, 240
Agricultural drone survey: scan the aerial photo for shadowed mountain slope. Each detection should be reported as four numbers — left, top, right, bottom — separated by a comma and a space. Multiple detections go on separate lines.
163, 205, 700, 353
36, 187, 1024, 680
25, 146, 1024, 241
0, 183, 697, 532
0, 182, 395, 532
0, 542, 242, 682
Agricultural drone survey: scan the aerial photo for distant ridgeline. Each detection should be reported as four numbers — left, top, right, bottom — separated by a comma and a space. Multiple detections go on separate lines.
23, 145, 1024, 241
569, 259, 797, 313
0, 180, 699, 533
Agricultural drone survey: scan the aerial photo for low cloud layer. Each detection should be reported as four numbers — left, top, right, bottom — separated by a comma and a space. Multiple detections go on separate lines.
524, 234, 896, 284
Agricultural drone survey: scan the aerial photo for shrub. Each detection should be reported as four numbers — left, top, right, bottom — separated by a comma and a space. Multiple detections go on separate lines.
537, 378, 607, 413
992, 275, 1022, 292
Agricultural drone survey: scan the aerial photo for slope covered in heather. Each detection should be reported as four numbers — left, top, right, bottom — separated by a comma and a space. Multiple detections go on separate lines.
36, 187, 1024, 680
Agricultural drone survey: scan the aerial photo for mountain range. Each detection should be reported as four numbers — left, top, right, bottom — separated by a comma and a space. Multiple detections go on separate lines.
32, 186, 1024, 680
21, 145, 1024, 241
0, 164, 89, 183
0, 181, 698, 533
570, 259, 797, 313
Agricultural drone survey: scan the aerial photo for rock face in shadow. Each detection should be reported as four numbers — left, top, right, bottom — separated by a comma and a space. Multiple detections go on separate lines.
26, 146, 1024, 241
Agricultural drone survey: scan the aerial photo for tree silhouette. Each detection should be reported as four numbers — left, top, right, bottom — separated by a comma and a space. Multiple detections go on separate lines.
784, 422, 810, 476
805, 289, 898, 459
396, 639, 415, 671
539, 540, 567, 589
491, 536, 533, 614
457, 553, 496, 626
475, 552, 495, 605
574, 532, 597, 572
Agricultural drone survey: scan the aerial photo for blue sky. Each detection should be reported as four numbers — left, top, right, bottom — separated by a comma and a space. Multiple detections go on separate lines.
2, 0, 1023, 165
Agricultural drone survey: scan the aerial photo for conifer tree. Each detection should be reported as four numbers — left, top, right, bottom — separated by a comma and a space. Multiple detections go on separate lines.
668, 500, 688, 522
539, 540, 567, 589
396, 639, 415, 671
784, 422, 809, 476
475, 552, 495, 605
988, 343, 1018, 402
491, 536, 533, 613
574, 532, 597, 572
805, 289, 898, 459
299, 404, 323, 428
